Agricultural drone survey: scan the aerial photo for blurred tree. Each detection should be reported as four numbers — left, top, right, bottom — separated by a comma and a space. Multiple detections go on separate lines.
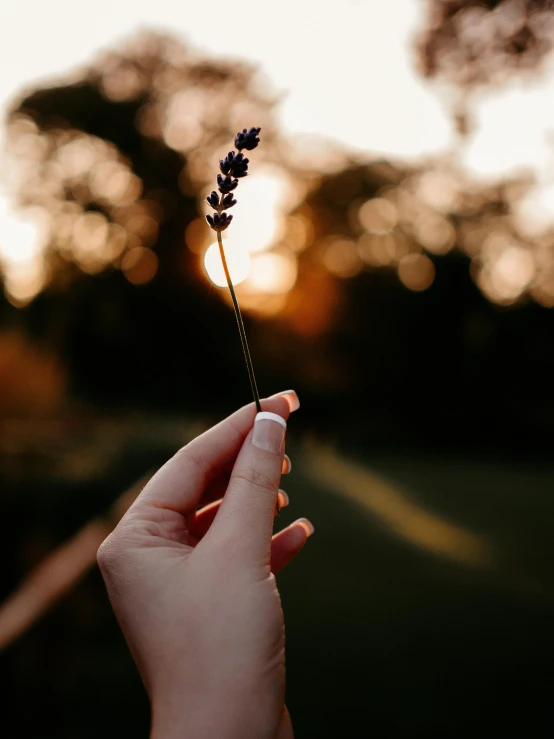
415, 0, 554, 137
417, 0, 554, 88
286, 159, 554, 452
1, 29, 553, 452
2, 32, 279, 412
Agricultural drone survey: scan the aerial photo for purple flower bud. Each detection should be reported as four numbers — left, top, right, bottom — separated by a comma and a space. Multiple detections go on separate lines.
219, 153, 236, 175
206, 126, 261, 236
206, 211, 234, 232
206, 191, 220, 208
221, 193, 237, 209
235, 127, 261, 151
231, 152, 249, 178
217, 174, 239, 194
219, 150, 249, 178
219, 159, 231, 175
218, 212, 233, 231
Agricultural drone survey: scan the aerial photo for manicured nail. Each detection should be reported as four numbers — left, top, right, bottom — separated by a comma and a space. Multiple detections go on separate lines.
252, 411, 286, 454
279, 390, 300, 412
274, 489, 289, 516
296, 518, 314, 537
282, 454, 292, 474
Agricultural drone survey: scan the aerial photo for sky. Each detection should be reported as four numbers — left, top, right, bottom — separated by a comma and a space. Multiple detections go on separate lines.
2, 0, 554, 303
0, 0, 451, 159
2, 0, 554, 178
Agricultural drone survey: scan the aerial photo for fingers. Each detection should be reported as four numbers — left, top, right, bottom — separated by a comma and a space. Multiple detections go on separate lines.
205, 412, 287, 564
198, 452, 291, 510
190, 498, 314, 574
204, 411, 288, 563
132, 393, 294, 517
270, 519, 314, 574
189, 491, 289, 541
187, 499, 221, 540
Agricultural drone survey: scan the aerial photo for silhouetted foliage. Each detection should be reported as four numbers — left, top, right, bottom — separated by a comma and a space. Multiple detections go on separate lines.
3, 33, 277, 412
417, 0, 554, 87
2, 30, 554, 452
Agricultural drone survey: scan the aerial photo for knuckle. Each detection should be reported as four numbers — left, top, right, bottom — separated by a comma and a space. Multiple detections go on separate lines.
232, 464, 278, 495
96, 533, 123, 572
171, 444, 206, 481
172, 445, 193, 467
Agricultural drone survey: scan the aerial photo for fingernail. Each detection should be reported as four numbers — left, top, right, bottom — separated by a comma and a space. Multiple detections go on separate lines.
252, 412, 286, 454
296, 518, 314, 537
278, 489, 289, 507
277, 390, 300, 412
282, 454, 292, 474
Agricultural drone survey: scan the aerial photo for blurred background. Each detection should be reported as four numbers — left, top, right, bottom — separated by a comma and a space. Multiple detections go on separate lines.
1, 1, 554, 736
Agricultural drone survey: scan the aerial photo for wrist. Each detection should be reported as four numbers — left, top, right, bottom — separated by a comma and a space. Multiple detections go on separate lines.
150, 690, 280, 739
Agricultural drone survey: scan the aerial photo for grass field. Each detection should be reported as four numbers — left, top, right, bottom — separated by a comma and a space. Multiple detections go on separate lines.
2, 428, 554, 737
279, 444, 554, 738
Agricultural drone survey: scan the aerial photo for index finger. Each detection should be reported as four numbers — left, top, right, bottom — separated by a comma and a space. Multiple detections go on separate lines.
131, 392, 298, 516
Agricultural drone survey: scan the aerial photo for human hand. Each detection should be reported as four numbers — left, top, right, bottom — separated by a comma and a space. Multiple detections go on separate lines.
97, 392, 313, 739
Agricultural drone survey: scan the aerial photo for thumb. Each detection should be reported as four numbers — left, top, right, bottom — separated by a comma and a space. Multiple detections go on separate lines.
203, 411, 286, 564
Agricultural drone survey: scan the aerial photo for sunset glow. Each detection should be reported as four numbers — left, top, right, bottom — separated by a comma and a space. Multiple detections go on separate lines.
204, 239, 251, 288
2, 1, 554, 310
216, 170, 288, 255
0, 197, 46, 304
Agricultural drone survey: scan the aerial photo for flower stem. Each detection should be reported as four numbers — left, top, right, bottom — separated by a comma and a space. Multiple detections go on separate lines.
216, 230, 262, 413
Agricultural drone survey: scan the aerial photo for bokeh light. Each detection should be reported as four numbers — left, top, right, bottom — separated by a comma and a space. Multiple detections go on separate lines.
212, 169, 288, 255
323, 237, 363, 278
490, 246, 535, 299
243, 251, 298, 294
121, 246, 159, 285
204, 239, 251, 287
514, 183, 554, 237
285, 214, 314, 253
0, 197, 46, 305
358, 198, 398, 235
413, 213, 456, 254
478, 241, 536, 303
397, 253, 435, 291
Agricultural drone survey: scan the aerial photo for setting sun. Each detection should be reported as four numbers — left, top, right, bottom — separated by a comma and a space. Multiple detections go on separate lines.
203, 239, 251, 287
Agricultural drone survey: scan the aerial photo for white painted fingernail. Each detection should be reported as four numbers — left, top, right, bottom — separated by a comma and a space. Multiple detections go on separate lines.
295, 518, 314, 537
282, 454, 292, 474
278, 489, 289, 507
252, 412, 286, 454
279, 390, 300, 412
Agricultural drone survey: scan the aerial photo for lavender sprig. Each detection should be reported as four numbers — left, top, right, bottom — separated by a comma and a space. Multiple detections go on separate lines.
206, 127, 262, 413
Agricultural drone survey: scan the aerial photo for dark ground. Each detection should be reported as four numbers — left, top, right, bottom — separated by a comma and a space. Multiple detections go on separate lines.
1, 430, 553, 738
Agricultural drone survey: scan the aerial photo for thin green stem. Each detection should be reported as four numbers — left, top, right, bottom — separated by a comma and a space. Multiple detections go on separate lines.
216, 229, 262, 413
